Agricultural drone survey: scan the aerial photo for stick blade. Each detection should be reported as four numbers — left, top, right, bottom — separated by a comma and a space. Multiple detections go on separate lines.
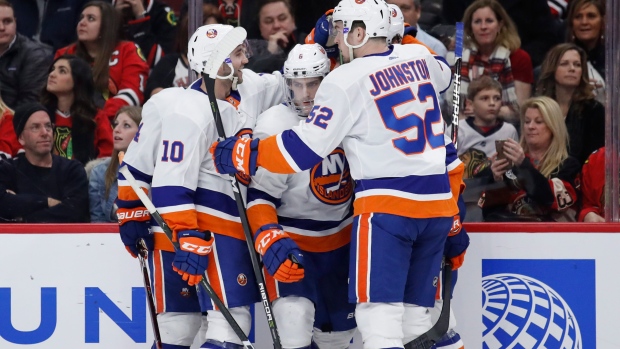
205, 27, 248, 79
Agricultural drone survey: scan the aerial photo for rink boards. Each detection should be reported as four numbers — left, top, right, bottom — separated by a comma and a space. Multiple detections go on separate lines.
0, 223, 619, 348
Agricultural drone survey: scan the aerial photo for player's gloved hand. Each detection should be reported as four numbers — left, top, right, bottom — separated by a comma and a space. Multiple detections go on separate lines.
210, 137, 259, 176
172, 230, 213, 286
449, 215, 462, 236
444, 219, 469, 270
307, 9, 339, 59
116, 199, 153, 258
255, 224, 304, 283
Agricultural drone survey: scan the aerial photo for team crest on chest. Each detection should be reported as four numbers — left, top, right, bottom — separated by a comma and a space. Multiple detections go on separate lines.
309, 148, 353, 205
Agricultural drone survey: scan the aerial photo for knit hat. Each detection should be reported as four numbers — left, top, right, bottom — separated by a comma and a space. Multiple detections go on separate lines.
13, 102, 49, 137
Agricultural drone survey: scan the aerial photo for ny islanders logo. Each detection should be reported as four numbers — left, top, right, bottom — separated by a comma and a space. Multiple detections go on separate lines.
309, 148, 353, 205
206, 29, 218, 38
482, 259, 595, 349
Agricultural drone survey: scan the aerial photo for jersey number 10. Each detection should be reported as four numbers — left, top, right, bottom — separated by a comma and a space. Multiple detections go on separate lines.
161, 140, 184, 162
375, 83, 444, 155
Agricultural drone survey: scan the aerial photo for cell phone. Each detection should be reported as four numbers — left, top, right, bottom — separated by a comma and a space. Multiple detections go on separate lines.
495, 140, 506, 160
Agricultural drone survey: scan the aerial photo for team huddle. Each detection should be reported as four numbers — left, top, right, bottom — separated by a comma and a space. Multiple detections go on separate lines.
116, 1, 469, 349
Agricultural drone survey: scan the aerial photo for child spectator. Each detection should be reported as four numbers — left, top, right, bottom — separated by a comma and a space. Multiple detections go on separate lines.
89, 106, 141, 222
0, 103, 89, 223
113, 0, 178, 69
537, 43, 604, 165
55, 1, 149, 123
458, 76, 519, 178
40, 55, 113, 165
0, 96, 20, 159
578, 147, 605, 222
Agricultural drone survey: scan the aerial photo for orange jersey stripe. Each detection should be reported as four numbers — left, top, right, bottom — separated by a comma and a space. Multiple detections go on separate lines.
264, 267, 279, 302
287, 225, 351, 253
448, 162, 465, 203
206, 244, 225, 310
160, 210, 199, 240
356, 213, 371, 303
197, 212, 245, 240
353, 196, 458, 218
257, 135, 296, 174
153, 232, 175, 252
118, 185, 148, 201
247, 203, 279, 233
153, 250, 165, 313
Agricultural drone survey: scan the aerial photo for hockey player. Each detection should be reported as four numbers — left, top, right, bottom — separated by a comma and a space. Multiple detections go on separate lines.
117, 23, 287, 349
247, 43, 356, 349
211, 0, 464, 348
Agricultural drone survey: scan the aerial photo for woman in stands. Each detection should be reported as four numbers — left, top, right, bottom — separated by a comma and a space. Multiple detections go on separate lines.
41, 55, 113, 165
459, 0, 533, 122
566, 0, 605, 103
536, 43, 604, 165
88, 106, 141, 222
0, 97, 20, 159
484, 96, 580, 222
55, 1, 149, 123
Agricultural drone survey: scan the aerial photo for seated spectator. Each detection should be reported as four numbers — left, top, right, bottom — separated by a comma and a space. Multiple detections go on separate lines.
0, 1, 52, 111
443, 0, 558, 67
457, 0, 534, 122
578, 147, 605, 222
0, 103, 89, 223
386, 0, 447, 56
0, 96, 20, 159
483, 96, 580, 222
457, 76, 519, 178
55, 1, 150, 122
89, 106, 141, 222
40, 55, 113, 165
12, 0, 89, 52
537, 43, 604, 165
113, 0, 178, 69
145, 4, 223, 99
246, 0, 306, 73
566, 0, 605, 103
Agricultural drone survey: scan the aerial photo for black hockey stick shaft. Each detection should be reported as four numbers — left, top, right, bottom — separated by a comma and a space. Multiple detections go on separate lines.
404, 262, 453, 349
204, 74, 282, 349
451, 22, 464, 147
137, 239, 162, 349
118, 165, 255, 349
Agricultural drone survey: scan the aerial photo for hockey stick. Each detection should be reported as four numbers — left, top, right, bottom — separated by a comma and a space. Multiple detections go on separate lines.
451, 22, 464, 147
118, 164, 255, 349
404, 22, 464, 349
404, 261, 453, 349
201, 27, 282, 349
137, 239, 162, 349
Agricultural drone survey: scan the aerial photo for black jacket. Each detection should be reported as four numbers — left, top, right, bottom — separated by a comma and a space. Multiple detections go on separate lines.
0, 154, 90, 223
13, 0, 89, 52
0, 34, 52, 110
565, 99, 605, 165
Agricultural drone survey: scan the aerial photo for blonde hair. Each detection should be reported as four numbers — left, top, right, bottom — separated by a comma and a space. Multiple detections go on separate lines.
0, 96, 12, 123
519, 97, 569, 178
462, 0, 521, 52
104, 106, 142, 199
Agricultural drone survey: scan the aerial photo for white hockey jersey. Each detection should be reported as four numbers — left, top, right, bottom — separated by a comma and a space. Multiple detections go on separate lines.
254, 44, 464, 219
225, 69, 286, 123
247, 104, 353, 252
119, 73, 285, 251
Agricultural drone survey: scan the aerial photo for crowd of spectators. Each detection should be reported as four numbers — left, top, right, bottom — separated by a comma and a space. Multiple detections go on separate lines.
0, 0, 611, 223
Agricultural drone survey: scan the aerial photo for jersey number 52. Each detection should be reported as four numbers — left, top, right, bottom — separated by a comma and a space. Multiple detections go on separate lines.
375, 83, 443, 155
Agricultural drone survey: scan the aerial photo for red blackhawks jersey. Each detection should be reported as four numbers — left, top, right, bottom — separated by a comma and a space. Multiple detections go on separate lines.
579, 147, 605, 221
52, 110, 113, 160
55, 41, 149, 122
0, 110, 22, 158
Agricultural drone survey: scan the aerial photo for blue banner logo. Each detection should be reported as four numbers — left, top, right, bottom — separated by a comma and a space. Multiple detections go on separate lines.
482, 259, 595, 349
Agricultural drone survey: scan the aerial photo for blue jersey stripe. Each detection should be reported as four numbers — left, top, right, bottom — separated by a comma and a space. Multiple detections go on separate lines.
119, 164, 153, 184
247, 188, 281, 208
152, 186, 195, 207
354, 173, 451, 195
445, 142, 458, 165
195, 187, 239, 217
281, 130, 323, 171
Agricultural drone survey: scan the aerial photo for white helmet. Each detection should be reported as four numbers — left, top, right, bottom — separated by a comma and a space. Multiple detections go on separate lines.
187, 24, 247, 84
332, 0, 391, 54
386, 4, 405, 45
283, 44, 330, 116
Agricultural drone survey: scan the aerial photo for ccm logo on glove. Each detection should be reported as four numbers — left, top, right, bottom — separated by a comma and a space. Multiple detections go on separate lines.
235, 138, 251, 172
180, 237, 213, 256
117, 209, 150, 220
256, 229, 286, 255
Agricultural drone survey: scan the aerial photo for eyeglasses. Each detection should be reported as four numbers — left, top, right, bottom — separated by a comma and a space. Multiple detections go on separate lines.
25, 123, 54, 133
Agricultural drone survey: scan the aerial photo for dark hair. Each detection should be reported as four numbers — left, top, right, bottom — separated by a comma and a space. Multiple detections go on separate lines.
467, 75, 503, 100
258, 0, 294, 17
0, 0, 13, 10
75, 1, 122, 91
40, 54, 99, 164
536, 43, 594, 103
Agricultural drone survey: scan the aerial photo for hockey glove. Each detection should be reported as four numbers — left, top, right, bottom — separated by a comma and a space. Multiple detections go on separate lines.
117, 198, 153, 258
309, 9, 339, 59
172, 230, 213, 286
255, 224, 304, 283
210, 137, 259, 176
444, 197, 469, 270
